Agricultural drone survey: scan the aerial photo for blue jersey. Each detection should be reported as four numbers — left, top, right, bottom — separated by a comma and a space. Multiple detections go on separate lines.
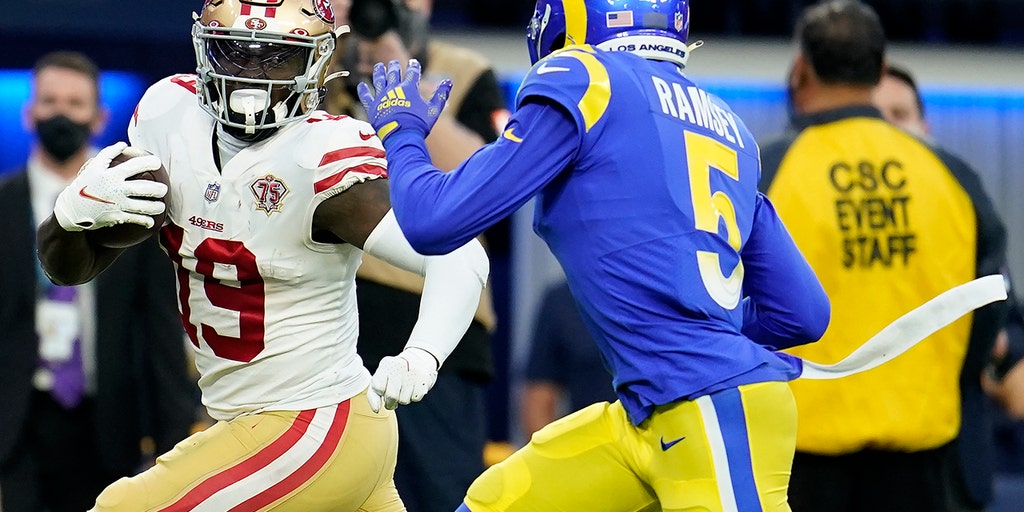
385, 46, 830, 424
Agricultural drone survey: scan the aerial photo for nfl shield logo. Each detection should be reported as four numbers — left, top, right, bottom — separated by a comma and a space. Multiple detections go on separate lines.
205, 182, 221, 203
675, 12, 684, 32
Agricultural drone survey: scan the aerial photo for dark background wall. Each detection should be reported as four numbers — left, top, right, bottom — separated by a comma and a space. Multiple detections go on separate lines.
0, 1, 196, 82
431, 0, 1024, 44
3, 1, 1023, 80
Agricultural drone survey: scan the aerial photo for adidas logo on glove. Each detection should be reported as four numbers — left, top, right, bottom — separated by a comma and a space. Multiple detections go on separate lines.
377, 88, 413, 110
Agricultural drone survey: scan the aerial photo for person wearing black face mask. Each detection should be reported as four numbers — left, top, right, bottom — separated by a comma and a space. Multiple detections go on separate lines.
34, 114, 94, 163
23, 54, 108, 170
0, 51, 197, 512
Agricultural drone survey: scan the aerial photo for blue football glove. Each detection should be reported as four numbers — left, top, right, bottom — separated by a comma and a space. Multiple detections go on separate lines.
357, 59, 452, 141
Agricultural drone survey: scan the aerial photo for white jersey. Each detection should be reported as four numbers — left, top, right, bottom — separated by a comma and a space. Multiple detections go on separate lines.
128, 74, 387, 420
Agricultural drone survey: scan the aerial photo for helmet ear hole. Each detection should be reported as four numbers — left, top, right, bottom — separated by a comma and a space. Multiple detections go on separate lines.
549, 32, 566, 54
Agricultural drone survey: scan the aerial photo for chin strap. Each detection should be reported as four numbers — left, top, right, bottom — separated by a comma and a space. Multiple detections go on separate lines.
680, 40, 704, 68
229, 89, 270, 134
242, 99, 257, 134
324, 70, 350, 85
227, 89, 295, 134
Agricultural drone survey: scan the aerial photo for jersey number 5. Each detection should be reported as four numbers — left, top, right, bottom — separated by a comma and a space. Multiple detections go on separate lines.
686, 131, 744, 309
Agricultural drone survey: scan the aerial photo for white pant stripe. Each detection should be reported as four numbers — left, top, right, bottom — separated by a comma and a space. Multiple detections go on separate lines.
697, 395, 740, 512
193, 404, 338, 512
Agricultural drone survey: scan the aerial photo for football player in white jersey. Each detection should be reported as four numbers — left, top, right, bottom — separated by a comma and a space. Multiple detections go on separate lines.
36, 1, 488, 511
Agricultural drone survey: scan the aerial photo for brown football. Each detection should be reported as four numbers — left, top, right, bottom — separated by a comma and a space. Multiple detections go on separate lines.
87, 147, 169, 249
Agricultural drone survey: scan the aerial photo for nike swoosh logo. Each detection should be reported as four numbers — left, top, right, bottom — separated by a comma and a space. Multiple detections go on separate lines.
78, 187, 115, 205
537, 64, 571, 75
359, 131, 375, 141
660, 436, 685, 451
502, 128, 524, 143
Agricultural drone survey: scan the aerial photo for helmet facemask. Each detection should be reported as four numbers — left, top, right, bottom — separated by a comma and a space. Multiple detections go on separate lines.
526, 2, 564, 65
191, 0, 346, 136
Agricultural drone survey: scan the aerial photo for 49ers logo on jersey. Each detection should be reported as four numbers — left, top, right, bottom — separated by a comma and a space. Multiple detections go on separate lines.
250, 174, 289, 215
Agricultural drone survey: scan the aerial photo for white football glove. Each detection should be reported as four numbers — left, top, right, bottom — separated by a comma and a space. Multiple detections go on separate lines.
53, 141, 168, 232
367, 347, 439, 413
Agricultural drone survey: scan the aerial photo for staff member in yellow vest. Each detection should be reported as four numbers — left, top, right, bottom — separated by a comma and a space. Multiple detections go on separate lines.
873, 62, 1024, 512
759, 2, 1008, 512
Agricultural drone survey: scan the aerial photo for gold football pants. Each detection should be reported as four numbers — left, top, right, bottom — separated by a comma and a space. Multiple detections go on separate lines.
91, 389, 403, 512
465, 381, 796, 512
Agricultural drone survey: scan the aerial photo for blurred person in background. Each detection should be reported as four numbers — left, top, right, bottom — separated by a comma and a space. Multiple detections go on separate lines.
519, 279, 615, 437
872, 62, 1024, 512
0, 50, 196, 512
871, 64, 930, 139
988, 306, 1024, 512
327, 0, 510, 163
760, 2, 1008, 511
984, 305, 1024, 512
326, 1, 509, 510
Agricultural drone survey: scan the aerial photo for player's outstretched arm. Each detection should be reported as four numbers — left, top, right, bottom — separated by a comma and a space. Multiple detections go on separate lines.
361, 210, 488, 411
740, 193, 830, 350
381, 99, 578, 255
313, 179, 489, 412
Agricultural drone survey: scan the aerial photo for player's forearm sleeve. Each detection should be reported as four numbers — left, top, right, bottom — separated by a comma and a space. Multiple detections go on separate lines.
383, 100, 579, 254
740, 194, 831, 349
363, 210, 489, 365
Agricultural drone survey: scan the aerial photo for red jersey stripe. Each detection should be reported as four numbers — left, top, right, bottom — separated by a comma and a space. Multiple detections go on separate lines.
170, 75, 197, 94
318, 147, 386, 167
229, 401, 351, 511
313, 164, 387, 194
156, 409, 317, 512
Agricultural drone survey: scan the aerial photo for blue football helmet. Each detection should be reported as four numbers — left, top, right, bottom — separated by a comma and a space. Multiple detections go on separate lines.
526, 0, 694, 66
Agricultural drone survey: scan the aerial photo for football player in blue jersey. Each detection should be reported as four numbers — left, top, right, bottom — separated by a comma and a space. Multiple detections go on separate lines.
358, 0, 830, 510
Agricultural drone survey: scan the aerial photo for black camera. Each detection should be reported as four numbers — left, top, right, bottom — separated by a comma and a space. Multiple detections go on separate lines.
349, 0, 403, 39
